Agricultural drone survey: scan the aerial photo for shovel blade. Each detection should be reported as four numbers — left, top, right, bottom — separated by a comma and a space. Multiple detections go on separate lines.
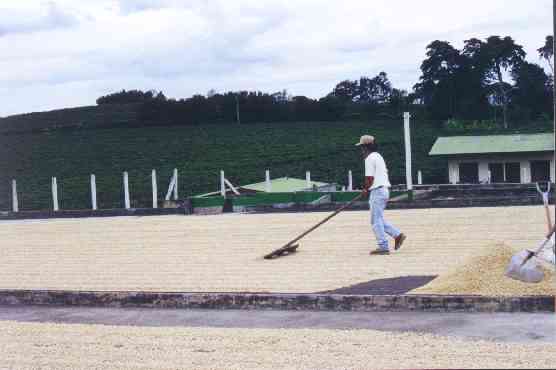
506, 250, 545, 283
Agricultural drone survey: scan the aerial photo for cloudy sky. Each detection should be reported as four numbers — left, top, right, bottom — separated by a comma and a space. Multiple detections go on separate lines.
0, 0, 552, 116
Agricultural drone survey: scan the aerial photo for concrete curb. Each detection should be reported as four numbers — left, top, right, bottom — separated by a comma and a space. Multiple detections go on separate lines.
0, 290, 553, 313
242, 198, 546, 213
1, 198, 549, 221
0, 208, 185, 220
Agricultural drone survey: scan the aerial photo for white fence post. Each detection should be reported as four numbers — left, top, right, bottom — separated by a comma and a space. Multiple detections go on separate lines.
348, 170, 353, 191
123, 171, 130, 209
306, 171, 311, 189
11, 180, 18, 212
52, 177, 59, 211
152, 170, 158, 209
265, 170, 271, 192
90, 174, 97, 210
404, 112, 413, 191
417, 170, 423, 185
220, 170, 226, 197
173, 168, 178, 200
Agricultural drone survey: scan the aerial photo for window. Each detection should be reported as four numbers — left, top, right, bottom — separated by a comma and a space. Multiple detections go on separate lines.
505, 163, 521, 183
459, 163, 479, 184
531, 161, 551, 182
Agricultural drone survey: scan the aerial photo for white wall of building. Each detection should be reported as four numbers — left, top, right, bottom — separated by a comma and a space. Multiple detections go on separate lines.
447, 153, 554, 184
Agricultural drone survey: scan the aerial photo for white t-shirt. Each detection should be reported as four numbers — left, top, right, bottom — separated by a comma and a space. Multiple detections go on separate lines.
365, 152, 391, 189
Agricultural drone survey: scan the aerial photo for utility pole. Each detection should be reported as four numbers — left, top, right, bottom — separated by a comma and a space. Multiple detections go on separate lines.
235, 94, 241, 125
553, 0, 555, 185
403, 112, 413, 193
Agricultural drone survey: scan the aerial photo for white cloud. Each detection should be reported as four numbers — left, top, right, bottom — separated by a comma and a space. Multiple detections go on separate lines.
0, 1, 80, 37
0, 0, 552, 116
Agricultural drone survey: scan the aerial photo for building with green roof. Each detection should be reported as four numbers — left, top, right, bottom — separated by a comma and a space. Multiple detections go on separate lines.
197, 176, 337, 197
240, 177, 333, 193
429, 133, 554, 184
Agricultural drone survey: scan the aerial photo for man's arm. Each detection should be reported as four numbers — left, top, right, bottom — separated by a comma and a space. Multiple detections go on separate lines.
362, 176, 374, 196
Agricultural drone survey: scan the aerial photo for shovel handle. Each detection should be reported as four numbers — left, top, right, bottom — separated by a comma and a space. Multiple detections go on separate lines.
522, 226, 556, 267
536, 182, 553, 233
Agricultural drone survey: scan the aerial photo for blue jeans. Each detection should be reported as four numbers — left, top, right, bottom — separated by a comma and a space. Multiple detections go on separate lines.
369, 187, 401, 251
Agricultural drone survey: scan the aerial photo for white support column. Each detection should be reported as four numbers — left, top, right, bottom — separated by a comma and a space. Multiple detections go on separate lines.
417, 170, 423, 185
224, 179, 240, 195
152, 170, 158, 209
403, 112, 413, 190
90, 174, 97, 210
220, 170, 226, 197
306, 171, 311, 189
123, 171, 130, 209
265, 170, 271, 192
11, 180, 18, 213
348, 170, 353, 191
52, 177, 59, 211
165, 173, 176, 201
521, 164, 531, 184
173, 168, 178, 200
448, 161, 459, 184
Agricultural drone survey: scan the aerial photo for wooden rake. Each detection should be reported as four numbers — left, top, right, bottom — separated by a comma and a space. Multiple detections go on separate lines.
263, 193, 365, 260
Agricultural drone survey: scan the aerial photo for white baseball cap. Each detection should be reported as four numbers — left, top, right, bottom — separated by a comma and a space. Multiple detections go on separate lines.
355, 135, 375, 146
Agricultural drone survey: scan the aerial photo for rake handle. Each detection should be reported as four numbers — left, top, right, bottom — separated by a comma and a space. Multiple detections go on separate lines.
279, 193, 365, 249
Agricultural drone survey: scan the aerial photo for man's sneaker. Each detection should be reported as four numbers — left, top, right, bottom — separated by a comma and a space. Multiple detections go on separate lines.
395, 234, 407, 251
370, 249, 390, 255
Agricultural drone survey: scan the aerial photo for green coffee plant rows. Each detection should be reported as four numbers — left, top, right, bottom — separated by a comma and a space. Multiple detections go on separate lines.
0, 120, 446, 211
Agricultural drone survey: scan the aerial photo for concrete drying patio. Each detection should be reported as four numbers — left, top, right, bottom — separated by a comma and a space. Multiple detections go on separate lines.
0, 206, 554, 295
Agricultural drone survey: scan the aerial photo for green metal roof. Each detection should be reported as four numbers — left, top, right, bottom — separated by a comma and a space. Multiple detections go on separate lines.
241, 177, 331, 193
429, 133, 555, 156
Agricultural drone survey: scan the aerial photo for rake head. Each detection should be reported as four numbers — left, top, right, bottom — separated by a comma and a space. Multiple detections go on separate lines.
263, 244, 299, 260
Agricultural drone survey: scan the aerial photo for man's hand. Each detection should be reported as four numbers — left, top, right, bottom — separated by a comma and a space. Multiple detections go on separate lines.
362, 176, 374, 198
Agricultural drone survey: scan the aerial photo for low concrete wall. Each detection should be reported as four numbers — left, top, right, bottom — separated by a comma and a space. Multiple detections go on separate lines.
1, 184, 551, 220
0, 208, 185, 220
0, 290, 553, 313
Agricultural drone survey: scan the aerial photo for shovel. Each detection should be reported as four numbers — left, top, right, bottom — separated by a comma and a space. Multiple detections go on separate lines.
506, 227, 555, 283
263, 193, 365, 259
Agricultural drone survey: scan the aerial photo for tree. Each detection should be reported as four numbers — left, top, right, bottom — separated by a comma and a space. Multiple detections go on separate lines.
538, 35, 554, 74
357, 72, 392, 104
414, 41, 463, 119
331, 80, 359, 101
389, 88, 409, 115
96, 89, 157, 105
479, 36, 526, 128
511, 61, 552, 121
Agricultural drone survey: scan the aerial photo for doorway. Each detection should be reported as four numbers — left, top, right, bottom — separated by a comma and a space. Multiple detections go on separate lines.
459, 163, 479, 184
530, 161, 551, 182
